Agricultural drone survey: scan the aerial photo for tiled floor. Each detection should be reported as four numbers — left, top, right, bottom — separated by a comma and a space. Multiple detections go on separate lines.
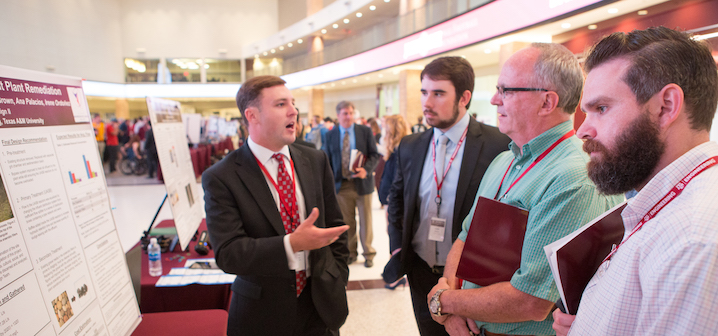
108, 180, 420, 335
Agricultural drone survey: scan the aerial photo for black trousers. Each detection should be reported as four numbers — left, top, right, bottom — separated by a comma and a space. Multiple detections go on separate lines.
407, 257, 449, 336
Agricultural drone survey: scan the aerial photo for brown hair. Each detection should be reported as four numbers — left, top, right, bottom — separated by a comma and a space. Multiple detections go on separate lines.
585, 27, 718, 131
421, 57, 475, 109
383, 115, 408, 160
236, 75, 287, 128
335, 101, 355, 114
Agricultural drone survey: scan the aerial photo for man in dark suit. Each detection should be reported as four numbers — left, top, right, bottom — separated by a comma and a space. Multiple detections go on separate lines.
387, 57, 510, 336
324, 101, 381, 267
202, 75, 350, 336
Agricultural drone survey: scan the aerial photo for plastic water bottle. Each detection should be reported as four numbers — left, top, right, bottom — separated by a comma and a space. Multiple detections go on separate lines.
148, 238, 163, 277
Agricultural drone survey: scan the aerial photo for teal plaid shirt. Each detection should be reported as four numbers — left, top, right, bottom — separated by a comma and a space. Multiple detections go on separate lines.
457, 121, 624, 335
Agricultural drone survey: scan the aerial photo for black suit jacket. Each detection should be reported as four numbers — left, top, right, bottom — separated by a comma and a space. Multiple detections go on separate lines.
202, 143, 349, 334
387, 118, 511, 270
324, 124, 381, 195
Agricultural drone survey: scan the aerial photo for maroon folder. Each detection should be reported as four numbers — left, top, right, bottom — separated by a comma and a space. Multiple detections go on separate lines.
350, 150, 365, 172
550, 202, 626, 314
456, 197, 529, 287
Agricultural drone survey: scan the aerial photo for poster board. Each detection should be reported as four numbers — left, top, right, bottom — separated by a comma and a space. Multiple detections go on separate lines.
146, 97, 203, 251
0, 65, 140, 336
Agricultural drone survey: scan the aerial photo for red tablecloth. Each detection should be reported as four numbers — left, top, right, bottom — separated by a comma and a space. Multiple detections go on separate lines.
139, 219, 232, 313
131, 309, 228, 335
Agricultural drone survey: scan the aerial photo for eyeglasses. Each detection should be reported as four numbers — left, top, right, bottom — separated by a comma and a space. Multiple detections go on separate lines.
495, 86, 549, 99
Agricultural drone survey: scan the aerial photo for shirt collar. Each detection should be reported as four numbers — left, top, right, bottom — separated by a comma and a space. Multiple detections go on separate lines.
509, 120, 574, 159
432, 111, 470, 144
622, 141, 718, 230
340, 124, 354, 134
247, 136, 291, 164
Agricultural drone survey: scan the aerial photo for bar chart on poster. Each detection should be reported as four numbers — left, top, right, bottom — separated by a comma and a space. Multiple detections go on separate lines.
146, 97, 203, 251
0, 65, 140, 336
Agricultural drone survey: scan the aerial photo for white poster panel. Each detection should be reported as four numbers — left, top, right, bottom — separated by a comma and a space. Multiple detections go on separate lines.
146, 97, 203, 251
0, 65, 140, 336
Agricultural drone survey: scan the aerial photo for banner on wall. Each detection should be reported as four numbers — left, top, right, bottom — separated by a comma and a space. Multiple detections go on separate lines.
146, 97, 203, 251
0, 65, 141, 336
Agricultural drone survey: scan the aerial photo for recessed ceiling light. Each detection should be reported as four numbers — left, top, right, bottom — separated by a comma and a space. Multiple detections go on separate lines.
331, 83, 336, 87
341, 81, 346, 85
321, 85, 326, 89
298, 39, 303, 44
344, 18, 350, 24
356, 12, 362, 17
365, 76, 370, 80
484, 49, 491, 54
279, 46, 284, 50
321, 29, 327, 34
370, 5, 376, 10
378, 74, 383, 78
637, 10, 648, 15
254, 54, 259, 58
333, 23, 339, 28
352, 79, 358, 83
607, 8, 618, 14
561, 23, 571, 29
588, 24, 598, 30
384, 0, 390, 2
288, 42, 293, 47
263, 52, 268, 56
271, 49, 276, 53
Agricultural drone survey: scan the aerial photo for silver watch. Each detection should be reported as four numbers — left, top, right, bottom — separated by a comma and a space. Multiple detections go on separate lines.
429, 289, 448, 316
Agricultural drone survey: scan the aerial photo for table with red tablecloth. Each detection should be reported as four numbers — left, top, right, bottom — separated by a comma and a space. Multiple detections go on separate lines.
131, 309, 228, 335
139, 219, 232, 313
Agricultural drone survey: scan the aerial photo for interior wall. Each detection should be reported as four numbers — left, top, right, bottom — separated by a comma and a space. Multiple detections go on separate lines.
121, 0, 279, 61
278, 0, 307, 30
0, 0, 279, 83
0, 0, 125, 82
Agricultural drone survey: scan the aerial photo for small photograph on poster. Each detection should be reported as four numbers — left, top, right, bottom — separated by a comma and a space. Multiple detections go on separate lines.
0, 174, 14, 223
67, 87, 90, 123
169, 189, 180, 207
51, 291, 74, 327
185, 183, 195, 207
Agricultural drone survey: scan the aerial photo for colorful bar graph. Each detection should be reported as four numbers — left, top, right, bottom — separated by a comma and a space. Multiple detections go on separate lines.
83, 155, 97, 179
69, 171, 81, 184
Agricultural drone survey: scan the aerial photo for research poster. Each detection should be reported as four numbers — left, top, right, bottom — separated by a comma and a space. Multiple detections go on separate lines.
0, 65, 140, 336
146, 97, 202, 251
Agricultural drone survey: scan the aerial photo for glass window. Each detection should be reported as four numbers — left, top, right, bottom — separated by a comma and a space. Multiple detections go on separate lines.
205, 59, 242, 82
167, 58, 202, 82
124, 58, 159, 83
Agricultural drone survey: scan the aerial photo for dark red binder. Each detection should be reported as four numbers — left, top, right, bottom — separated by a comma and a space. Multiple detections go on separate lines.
456, 196, 529, 286
548, 202, 626, 314
350, 151, 365, 172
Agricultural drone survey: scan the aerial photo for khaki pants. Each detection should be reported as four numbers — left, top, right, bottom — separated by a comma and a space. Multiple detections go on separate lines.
336, 180, 376, 261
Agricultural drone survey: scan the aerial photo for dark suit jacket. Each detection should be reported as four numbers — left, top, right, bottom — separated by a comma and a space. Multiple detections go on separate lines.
324, 124, 381, 195
387, 118, 511, 272
202, 143, 349, 335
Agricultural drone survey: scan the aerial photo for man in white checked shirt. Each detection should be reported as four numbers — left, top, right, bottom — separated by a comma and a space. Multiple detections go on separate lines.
553, 27, 718, 335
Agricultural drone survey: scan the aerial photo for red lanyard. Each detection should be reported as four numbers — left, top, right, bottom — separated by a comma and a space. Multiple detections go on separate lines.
255, 155, 298, 218
602, 155, 718, 264
494, 130, 575, 200
432, 127, 469, 205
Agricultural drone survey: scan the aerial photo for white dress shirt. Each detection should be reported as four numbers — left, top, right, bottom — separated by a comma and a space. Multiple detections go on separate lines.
570, 141, 718, 335
247, 137, 310, 275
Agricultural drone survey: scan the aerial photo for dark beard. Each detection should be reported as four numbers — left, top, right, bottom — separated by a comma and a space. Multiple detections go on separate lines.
426, 101, 460, 129
584, 112, 665, 195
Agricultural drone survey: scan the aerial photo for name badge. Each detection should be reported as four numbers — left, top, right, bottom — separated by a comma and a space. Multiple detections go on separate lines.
428, 217, 446, 242
295, 251, 306, 271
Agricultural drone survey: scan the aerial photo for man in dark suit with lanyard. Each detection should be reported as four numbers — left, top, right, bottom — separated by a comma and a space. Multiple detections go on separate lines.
202, 75, 349, 335
387, 57, 511, 335
324, 101, 381, 267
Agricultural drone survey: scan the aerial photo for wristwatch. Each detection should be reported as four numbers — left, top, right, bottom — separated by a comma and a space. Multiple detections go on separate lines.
429, 289, 448, 316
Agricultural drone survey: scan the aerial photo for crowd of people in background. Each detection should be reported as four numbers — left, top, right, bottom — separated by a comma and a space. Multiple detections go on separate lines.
92, 114, 158, 177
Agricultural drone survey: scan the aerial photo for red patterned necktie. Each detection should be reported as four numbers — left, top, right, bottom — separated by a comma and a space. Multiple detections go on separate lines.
273, 153, 306, 296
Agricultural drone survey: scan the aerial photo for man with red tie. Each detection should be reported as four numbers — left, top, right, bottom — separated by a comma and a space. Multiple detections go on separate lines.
202, 75, 349, 335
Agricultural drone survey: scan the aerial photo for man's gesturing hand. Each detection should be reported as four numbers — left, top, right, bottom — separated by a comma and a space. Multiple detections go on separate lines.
290, 208, 349, 253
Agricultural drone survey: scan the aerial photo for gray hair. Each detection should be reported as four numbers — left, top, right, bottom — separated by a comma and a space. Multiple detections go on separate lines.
529, 43, 583, 114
